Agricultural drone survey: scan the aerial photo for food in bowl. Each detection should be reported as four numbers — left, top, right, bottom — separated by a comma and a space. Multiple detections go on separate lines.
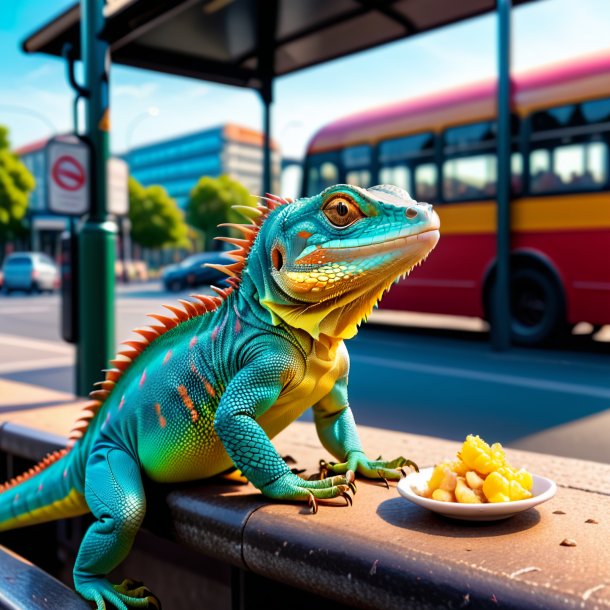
415, 435, 533, 504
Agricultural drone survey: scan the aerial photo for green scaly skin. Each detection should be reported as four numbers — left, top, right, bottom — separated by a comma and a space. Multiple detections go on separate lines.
0, 184, 439, 609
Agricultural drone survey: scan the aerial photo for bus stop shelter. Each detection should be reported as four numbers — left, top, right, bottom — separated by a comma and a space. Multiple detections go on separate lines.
23, 0, 537, 394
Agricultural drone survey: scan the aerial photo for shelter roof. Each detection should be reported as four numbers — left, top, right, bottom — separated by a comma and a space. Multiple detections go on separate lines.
23, 0, 536, 90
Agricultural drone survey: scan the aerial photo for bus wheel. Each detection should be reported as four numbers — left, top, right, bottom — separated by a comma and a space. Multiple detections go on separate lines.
488, 266, 565, 346
512, 267, 566, 345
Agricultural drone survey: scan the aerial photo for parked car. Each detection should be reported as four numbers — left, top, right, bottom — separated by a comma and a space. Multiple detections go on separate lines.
162, 252, 233, 292
1, 252, 59, 294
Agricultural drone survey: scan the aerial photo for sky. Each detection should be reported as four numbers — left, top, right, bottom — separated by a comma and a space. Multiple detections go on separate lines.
2, 0, 610, 196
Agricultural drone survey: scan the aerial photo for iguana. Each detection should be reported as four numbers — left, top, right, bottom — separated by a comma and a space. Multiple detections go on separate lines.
0, 184, 439, 609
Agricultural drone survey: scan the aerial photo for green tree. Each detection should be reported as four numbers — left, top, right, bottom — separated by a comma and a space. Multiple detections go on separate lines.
0, 125, 36, 246
128, 177, 189, 250
186, 174, 255, 251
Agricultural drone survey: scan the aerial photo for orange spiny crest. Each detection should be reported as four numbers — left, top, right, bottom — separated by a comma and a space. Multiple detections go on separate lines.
0, 448, 68, 493
147, 313, 178, 330
133, 327, 159, 342
163, 304, 189, 322
179, 299, 198, 317
0, 192, 294, 476
121, 340, 148, 352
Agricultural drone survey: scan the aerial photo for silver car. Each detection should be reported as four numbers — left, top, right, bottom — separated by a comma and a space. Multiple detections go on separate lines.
2, 252, 59, 294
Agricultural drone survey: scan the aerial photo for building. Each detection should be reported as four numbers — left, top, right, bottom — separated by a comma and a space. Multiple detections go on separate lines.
124, 123, 281, 208
16, 137, 66, 257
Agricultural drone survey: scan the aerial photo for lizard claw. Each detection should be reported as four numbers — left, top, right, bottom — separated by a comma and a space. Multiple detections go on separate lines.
340, 491, 353, 507
404, 459, 419, 473
308, 493, 318, 515
377, 470, 390, 489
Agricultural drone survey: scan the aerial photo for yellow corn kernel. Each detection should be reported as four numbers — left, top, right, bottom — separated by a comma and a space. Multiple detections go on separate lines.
455, 477, 484, 504
427, 463, 449, 491
465, 470, 485, 490
483, 470, 532, 502
483, 471, 510, 503
460, 435, 506, 475
450, 460, 469, 476
439, 469, 458, 492
432, 489, 455, 502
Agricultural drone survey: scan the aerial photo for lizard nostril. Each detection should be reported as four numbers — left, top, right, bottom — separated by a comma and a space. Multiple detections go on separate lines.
405, 207, 418, 219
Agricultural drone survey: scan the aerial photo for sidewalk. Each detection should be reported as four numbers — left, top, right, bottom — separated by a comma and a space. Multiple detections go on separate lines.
0, 376, 608, 463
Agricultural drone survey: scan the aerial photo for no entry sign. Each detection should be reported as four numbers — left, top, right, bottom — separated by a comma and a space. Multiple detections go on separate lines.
52, 155, 86, 192
47, 139, 90, 215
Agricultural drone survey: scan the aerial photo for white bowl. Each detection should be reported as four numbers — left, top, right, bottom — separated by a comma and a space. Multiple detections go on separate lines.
397, 467, 557, 521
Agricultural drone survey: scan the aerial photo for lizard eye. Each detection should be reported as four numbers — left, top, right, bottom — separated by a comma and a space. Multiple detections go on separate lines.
322, 196, 365, 228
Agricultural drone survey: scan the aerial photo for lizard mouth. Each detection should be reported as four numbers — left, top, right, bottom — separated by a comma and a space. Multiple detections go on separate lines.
295, 227, 440, 267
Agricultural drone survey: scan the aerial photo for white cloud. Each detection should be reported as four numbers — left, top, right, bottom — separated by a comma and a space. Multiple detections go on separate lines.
23, 64, 57, 81
113, 82, 159, 99
183, 84, 210, 99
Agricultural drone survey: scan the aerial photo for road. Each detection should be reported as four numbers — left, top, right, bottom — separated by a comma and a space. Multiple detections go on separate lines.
1, 283, 609, 452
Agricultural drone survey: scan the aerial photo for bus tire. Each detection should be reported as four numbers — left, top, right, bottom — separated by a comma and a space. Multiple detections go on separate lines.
487, 265, 566, 346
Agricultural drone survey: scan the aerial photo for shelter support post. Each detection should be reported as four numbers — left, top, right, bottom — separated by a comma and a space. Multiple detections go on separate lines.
257, 0, 278, 196
77, 0, 116, 395
261, 82, 273, 196
492, 0, 512, 351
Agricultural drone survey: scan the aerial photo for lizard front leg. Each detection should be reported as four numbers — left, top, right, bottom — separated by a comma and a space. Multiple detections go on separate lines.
313, 374, 418, 483
214, 352, 354, 511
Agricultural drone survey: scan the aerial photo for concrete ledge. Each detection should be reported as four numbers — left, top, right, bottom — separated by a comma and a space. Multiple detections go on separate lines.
1, 408, 609, 610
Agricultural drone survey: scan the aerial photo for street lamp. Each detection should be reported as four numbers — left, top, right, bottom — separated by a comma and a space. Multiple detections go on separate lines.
0, 104, 57, 139
125, 106, 160, 152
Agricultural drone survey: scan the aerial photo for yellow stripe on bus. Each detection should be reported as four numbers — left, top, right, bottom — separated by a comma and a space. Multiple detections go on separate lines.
437, 193, 610, 235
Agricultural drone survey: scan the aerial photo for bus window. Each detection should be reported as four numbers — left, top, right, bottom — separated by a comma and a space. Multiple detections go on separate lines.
443, 155, 496, 201
414, 164, 437, 201
444, 121, 495, 152
320, 162, 339, 188
530, 141, 608, 193
379, 166, 410, 192
379, 133, 435, 163
346, 170, 371, 187
343, 145, 371, 168
511, 152, 523, 194
582, 97, 610, 124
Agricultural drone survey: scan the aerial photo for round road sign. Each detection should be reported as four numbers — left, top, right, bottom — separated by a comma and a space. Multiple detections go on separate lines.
51, 155, 86, 192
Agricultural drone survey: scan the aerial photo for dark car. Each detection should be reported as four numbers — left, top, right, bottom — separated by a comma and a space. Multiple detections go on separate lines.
162, 252, 233, 292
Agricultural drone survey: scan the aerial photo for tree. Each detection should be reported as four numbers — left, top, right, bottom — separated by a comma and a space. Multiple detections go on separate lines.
0, 125, 36, 247
128, 177, 189, 250
186, 174, 255, 251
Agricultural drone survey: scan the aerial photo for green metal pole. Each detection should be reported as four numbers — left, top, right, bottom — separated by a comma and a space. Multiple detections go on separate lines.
261, 82, 273, 195
77, 0, 116, 395
493, 0, 512, 351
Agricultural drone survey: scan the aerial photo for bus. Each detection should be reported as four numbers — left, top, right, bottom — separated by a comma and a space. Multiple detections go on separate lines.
302, 50, 610, 345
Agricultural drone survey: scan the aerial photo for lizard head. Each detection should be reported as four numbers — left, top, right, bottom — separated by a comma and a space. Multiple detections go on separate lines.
247, 184, 440, 341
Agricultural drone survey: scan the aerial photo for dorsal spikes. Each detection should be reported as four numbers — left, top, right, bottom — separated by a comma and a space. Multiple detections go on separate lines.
121, 340, 147, 352
218, 222, 256, 237
93, 379, 116, 391
23, 191, 296, 464
133, 327, 159, 342
210, 285, 229, 298
110, 357, 132, 371
163, 304, 189, 322
89, 389, 109, 401
147, 313, 178, 330
205, 262, 244, 279
103, 368, 122, 382
178, 299, 198, 317
233, 204, 264, 219
191, 294, 216, 309
215, 236, 250, 249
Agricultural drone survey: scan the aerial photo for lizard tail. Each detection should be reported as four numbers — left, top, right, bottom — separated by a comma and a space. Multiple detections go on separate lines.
0, 448, 89, 532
